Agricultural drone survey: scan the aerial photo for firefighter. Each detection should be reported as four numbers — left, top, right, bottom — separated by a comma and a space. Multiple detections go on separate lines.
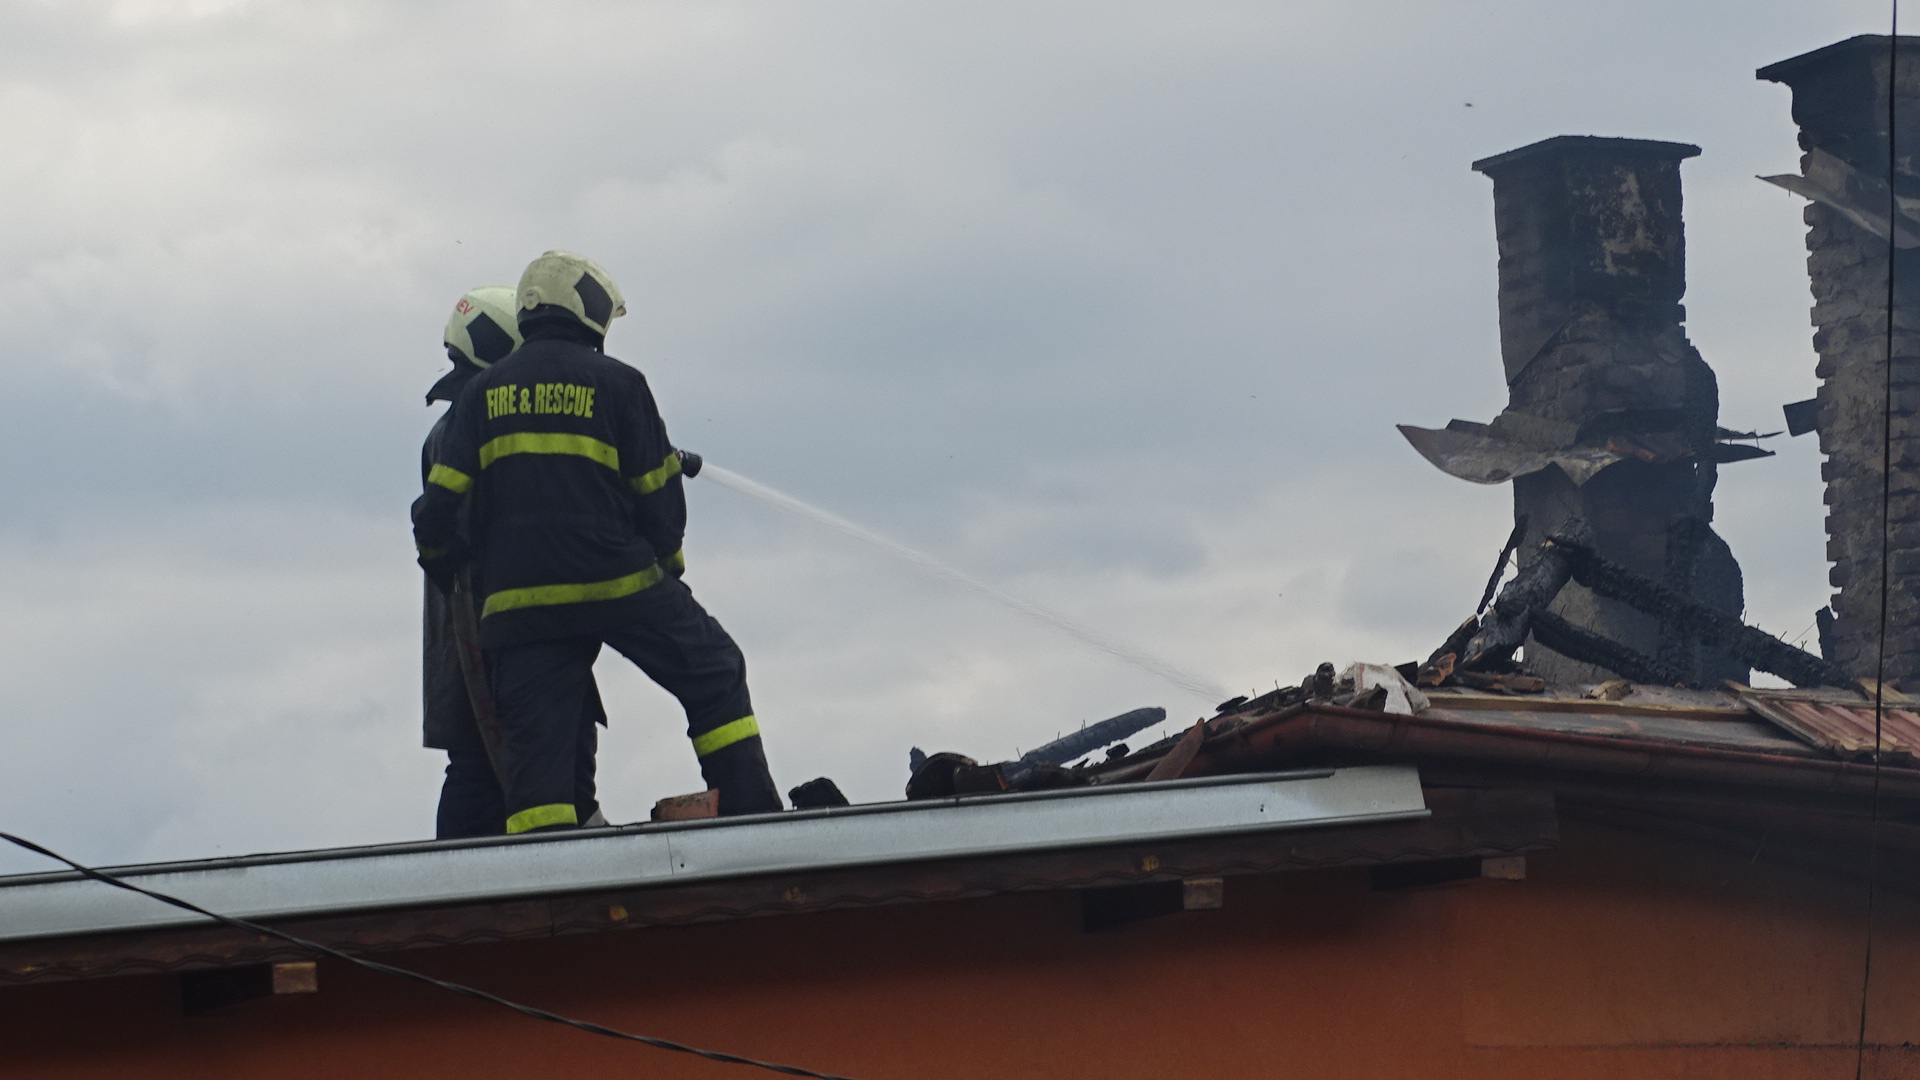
414, 252, 781, 834
424, 286, 610, 838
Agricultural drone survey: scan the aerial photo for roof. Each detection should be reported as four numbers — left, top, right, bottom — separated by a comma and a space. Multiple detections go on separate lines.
0, 767, 1421, 945
1095, 683, 1920, 801
0, 770, 1550, 988
5, 675, 1916, 989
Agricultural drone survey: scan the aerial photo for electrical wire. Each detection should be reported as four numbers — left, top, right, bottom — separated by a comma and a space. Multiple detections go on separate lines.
1855, 12, 1899, 1078
0, 831, 867, 1080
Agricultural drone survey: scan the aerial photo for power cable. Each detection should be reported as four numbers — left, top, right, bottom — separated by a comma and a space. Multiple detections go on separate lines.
0, 832, 866, 1080
1854, 11, 1899, 1078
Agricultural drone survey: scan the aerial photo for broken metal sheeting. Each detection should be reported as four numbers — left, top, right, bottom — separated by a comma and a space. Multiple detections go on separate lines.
1396, 422, 1629, 487
1783, 398, 1820, 437
1760, 146, 1920, 249
1398, 419, 1774, 489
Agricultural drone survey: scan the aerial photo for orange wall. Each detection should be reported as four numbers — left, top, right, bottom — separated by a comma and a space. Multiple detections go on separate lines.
3, 821, 1917, 1080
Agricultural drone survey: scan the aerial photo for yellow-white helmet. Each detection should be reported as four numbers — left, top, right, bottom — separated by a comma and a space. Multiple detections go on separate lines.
443, 285, 522, 367
516, 250, 627, 336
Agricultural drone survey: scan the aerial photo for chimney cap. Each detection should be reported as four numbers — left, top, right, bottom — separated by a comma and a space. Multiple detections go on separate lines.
1758, 34, 1920, 86
1471, 135, 1700, 177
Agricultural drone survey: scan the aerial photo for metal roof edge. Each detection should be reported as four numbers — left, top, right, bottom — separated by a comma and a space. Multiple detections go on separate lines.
0, 767, 1357, 889
2, 787, 1556, 988
0, 765, 1427, 945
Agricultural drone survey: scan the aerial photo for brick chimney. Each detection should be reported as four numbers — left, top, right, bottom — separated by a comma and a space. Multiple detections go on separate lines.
1761, 36, 1920, 684
1401, 136, 1749, 685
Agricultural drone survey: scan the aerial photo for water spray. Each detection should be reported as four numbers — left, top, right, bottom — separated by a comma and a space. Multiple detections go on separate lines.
691, 460, 1227, 703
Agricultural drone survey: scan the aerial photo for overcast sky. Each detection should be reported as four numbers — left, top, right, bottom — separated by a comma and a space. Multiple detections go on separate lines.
0, 0, 1892, 872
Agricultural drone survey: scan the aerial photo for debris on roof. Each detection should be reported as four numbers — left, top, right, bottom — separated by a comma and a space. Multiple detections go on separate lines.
1001, 707, 1166, 782
1427, 521, 1850, 692
903, 706, 1166, 799
788, 777, 851, 809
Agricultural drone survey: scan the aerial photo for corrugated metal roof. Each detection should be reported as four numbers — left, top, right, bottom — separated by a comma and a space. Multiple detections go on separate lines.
1739, 690, 1920, 763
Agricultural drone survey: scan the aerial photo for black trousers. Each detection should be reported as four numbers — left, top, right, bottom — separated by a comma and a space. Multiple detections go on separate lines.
435, 729, 505, 839
434, 655, 607, 840
489, 577, 781, 832
434, 709, 603, 839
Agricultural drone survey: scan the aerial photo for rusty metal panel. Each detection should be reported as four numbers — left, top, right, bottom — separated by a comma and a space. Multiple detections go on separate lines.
1739, 691, 1920, 763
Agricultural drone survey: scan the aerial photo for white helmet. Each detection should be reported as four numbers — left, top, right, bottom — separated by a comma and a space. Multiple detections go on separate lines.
517, 250, 627, 336
443, 285, 523, 367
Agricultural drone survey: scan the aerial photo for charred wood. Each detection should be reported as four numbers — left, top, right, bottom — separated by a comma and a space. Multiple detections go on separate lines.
1452, 670, 1546, 694
1528, 608, 1694, 687
1551, 533, 1854, 688
1306, 662, 1336, 702
1429, 617, 1480, 667
1460, 522, 1585, 669
787, 777, 850, 810
1415, 653, 1457, 688
1477, 514, 1530, 616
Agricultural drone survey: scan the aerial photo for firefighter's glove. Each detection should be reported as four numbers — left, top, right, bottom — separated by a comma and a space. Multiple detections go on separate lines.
417, 539, 469, 594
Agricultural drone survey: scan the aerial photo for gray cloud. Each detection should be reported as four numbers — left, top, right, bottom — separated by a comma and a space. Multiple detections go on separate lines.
0, 0, 1887, 871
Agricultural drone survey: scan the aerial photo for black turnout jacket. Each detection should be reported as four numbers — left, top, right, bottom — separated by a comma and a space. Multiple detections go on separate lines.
413, 331, 687, 648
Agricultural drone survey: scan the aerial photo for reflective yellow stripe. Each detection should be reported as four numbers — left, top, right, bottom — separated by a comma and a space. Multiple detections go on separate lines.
482, 564, 665, 617
630, 452, 682, 495
427, 464, 472, 493
478, 432, 620, 472
505, 803, 578, 834
663, 548, 685, 574
692, 715, 759, 757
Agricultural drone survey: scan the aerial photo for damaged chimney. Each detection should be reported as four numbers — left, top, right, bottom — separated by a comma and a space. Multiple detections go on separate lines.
1401, 136, 1754, 686
1761, 36, 1920, 686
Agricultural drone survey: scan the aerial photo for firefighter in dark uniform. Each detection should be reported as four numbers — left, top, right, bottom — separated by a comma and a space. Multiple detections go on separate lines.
414, 252, 781, 833
425, 286, 611, 837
